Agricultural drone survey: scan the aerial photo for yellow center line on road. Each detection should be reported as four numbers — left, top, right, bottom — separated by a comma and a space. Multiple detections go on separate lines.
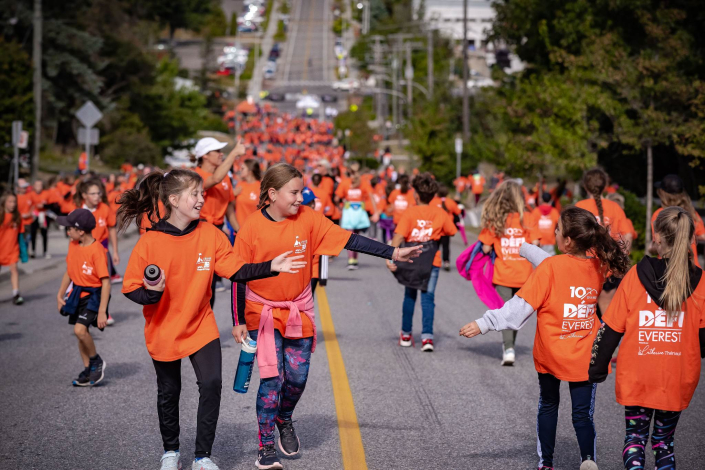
317, 287, 368, 470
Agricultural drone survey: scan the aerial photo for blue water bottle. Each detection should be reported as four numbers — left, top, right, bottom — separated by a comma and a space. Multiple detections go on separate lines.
233, 337, 257, 393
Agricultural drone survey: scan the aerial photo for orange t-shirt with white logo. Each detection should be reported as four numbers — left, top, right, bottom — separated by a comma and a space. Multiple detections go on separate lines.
235, 180, 261, 227
195, 167, 235, 226
0, 213, 24, 266
470, 174, 485, 195
122, 222, 246, 361
85, 203, 116, 245
311, 186, 334, 216
336, 180, 372, 203
518, 255, 605, 381
478, 213, 538, 288
603, 266, 705, 411
234, 206, 351, 337
395, 205, 457, 267
651, 207, 705, 268
532, 206, 560, 246
66, 240, 110, 297
575, 198, 629, 239
388, 189, 417, 224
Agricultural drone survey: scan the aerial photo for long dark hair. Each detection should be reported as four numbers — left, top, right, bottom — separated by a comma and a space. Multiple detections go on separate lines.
243, 158, 262, 181
560, 206, 630, 277
582, 168, 608, 226
117, 169, 202, 233
398, 174, 410, 194
0, 192, 21, 228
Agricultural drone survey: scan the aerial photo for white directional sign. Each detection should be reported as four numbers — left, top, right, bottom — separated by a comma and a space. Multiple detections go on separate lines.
78, 127, 100, 145
75, 100, 103, 129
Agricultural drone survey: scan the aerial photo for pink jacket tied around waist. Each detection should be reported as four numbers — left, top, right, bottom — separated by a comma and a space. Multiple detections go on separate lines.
245, 283, 316, 379
456, 241, 504, 310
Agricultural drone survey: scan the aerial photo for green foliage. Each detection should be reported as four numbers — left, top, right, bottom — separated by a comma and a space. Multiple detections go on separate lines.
202, 6, 227, 37
619, 188, 647, 263
0, 39, 33, 149
335, 108, 375, 157
349, 156, 380, 170
279, 1, 290, 15
101, 127, 162, 167
274, 20, 287, 42
230, 12, 238, 36
143, 0, 219, 38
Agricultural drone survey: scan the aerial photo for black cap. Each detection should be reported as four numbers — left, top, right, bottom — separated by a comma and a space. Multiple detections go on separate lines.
56, 208, 96, 232
656, 174, 684, 194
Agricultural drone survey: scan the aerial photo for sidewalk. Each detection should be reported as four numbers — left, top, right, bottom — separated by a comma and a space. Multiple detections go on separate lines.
247, 0, 282, 100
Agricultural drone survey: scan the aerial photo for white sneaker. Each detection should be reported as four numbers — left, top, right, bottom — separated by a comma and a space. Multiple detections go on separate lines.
160, 451, 181, 470
106, 315, 115, 326
501, 348, 515, 366
192, 458, 219, 470
580, 459, 598, 470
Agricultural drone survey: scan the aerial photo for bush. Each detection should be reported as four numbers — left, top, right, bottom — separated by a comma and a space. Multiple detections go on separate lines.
349, 156, 380, 170
274, 20, 286, 41
101, 128, 162, 167
230, 12, 238, 36
619, 188, 647, 264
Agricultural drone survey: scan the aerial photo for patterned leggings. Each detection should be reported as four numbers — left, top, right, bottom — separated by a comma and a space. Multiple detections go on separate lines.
249, 329, 313, 447
623, 406, 681, 469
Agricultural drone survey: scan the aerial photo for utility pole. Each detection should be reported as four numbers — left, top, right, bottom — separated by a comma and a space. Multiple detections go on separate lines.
371, 35, 385, 128
32, 0, 42, 182
405, 41, 413, 116
462, 0, 470, 143
427, 29, 434, 98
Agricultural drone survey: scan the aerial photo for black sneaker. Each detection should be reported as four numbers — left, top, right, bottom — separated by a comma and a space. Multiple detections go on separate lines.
276, 419, 300, 457
256, 445, 283, 469
12, 294, 24, 305
72, 367, 91, 387
88, 357, 106, 385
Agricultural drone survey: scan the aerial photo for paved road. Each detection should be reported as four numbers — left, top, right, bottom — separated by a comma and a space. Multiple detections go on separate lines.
2, 227, 705, 469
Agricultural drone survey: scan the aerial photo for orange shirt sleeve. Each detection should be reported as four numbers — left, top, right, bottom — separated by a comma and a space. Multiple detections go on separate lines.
442, 210, 458, 236
310, 209, 352, 256
213, 227, 245, 279
516, 261, 551, 310
122, 240, 147, 293
478, 228, 496, 246
394, 211, 412, 239
93, 245, 110, 280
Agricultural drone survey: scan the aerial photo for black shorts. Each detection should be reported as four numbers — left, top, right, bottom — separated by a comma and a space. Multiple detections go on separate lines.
68, 297, 108, 331
602, 276, 623, 292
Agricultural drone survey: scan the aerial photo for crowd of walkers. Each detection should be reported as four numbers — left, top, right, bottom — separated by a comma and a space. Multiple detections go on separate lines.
2, 106, 705, 470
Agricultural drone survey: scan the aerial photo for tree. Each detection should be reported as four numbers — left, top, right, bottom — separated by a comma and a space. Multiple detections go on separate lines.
0, 39, 34, 149
143, 0, 218, 48
335, 108, 375, 157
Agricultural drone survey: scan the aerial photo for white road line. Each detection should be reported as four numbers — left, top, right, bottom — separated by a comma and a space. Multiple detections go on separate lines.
322, 0, 330, 82
283, 0, 303, 82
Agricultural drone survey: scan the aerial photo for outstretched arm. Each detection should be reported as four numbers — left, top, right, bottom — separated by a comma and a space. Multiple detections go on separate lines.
460, 295, 535, 338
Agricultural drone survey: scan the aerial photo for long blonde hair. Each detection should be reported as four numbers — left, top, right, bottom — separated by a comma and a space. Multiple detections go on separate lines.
481, 180, 525, 237
653, 206, 696, 318
657, 188, 698, 222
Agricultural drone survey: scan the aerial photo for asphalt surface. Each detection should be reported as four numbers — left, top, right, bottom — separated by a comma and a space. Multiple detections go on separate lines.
2, 225, 705, 469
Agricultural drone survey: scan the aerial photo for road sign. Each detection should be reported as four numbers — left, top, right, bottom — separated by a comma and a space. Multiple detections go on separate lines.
12, 121, 22, 145
455, 137, 462, 154
75, 101, 103, 128
78, 127, 100, 145
17, 131, 29, 149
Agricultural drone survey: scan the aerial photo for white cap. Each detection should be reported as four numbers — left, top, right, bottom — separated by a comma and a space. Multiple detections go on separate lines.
194, 137, 228, 158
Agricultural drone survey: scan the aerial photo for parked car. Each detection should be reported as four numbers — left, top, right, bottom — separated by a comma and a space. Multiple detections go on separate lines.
321, 94, 338, 103
332, 78, 360, 91
270, 43, 281, 59
266, 93, 285, 102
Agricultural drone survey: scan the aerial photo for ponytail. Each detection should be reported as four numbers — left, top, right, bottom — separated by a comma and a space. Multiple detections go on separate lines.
116, 169, 202, 233
398, 174, 410, 194
582, 168, 608, 226
654, 206, 695, 319
560, 206, 631, 277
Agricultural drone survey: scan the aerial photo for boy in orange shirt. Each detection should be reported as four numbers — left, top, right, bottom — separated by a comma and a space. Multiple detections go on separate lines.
462, 207, 631, 470
590, 207, 705, 470
56, 209, 110, 387
389, 173, 457, 351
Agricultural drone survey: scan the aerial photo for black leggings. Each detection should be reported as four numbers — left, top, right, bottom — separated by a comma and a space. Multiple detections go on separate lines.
30, 219, 48, 255
152, 338, 222, 459
440, 235, 450, 263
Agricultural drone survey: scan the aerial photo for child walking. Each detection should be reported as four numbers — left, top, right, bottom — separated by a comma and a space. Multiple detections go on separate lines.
0, 192, 26, 305
589, 206, 705, 470
232, 163, 421, 469
477, 180, 539, 365
119, 169, 307, 470
56, 209, 110, 386
461, 206, 631, 470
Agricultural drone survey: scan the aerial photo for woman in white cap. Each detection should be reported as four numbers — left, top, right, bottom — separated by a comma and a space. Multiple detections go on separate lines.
192, 137, 247, 306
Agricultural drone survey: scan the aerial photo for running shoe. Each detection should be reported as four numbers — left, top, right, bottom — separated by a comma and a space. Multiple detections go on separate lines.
110, 274, 123, 284
215, 281, 226, 293
88, 357, 106, 385
106, 314, 115, 326
580, 459, 598, 470
276, 419, 300, 457
160, 451, 181, 470
256, 445, 283, 469
192, 457, 219, 470
421, 339, 434, 352
443, 261, 451, 272
399, 332, 413, 347
12, 294, 24, 305
72, 367, 91, 387
501, 348, 515, 366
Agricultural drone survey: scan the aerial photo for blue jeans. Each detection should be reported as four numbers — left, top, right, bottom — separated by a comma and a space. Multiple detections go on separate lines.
401, 266, 440, 340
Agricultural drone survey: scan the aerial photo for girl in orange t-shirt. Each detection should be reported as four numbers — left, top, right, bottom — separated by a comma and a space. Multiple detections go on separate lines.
462, 207, 631, 470
232, 164, 420, 468
119, 169, 305, 470
0, 192, 25, 305
336, 172, 378, 270
387, 174, 416, 225
477, 180, 539, 365
233, 158, 262, 227
590, 207, 705, 470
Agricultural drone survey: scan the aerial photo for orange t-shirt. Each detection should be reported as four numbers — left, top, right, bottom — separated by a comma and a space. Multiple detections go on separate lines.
575, 198, 629, 238
31, 190, 51, 213
0, 213, 24, 266
311, 186, 335, 216
430, 196, 461, 216
651, 207, 705, 268
195, 167, 235, 226
470, 174, 486, 195
478, 213, 538, 288
532, 205, 560, 246
85, 203, 116, 245
395, 205, 457, 267
17, 193, 34, 226
234, 206, 351, 337
235, 180, 261, 227
122, 222, 246, 361
453, 177, 468, 194
603, 266, 705, 411
518, 255, 605, 381
388, 189, 417, 224
66, 240, 110, 297
336, 180, 372, 203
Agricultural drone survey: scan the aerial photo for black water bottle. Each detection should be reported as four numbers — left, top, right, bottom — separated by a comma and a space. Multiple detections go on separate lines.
144, 264, 162, 286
